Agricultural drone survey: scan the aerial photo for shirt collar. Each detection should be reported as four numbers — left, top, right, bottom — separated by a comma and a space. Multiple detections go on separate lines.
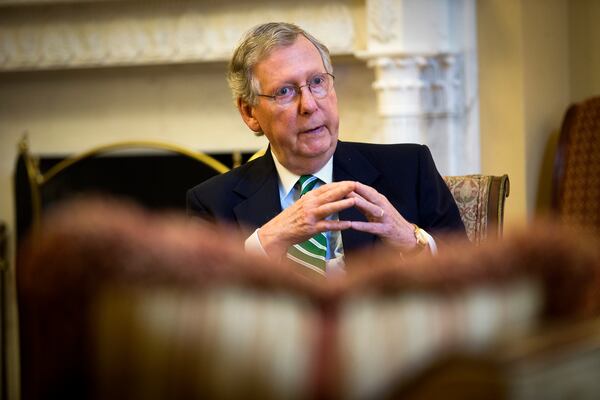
271, 150, 333, 198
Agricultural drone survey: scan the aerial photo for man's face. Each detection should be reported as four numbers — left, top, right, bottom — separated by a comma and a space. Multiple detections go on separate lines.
240, 36, 339, 174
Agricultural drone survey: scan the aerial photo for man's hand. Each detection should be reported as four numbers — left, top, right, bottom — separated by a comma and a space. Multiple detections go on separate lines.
258, 181, 357, 260
348, 182, 419, 251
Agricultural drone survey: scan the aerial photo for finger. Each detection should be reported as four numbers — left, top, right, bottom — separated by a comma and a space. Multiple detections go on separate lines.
345, 191, 364, 200
346, 191, 379, 211
351, 194, 385, 219
311, 180, 353, 195
353, 181, 386, 204
311, 181, 356, 203
296, 216, 352, 240
347, 191, 385, 218
315, 219, 352, 232
350, 220, 387, 235
314, 197, 356, 219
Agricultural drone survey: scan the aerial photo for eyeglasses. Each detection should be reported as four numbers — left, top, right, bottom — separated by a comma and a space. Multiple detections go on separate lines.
257, 73, 335, 105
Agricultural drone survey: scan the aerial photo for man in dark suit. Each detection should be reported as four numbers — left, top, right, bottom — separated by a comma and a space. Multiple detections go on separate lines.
188, 22, 465, 274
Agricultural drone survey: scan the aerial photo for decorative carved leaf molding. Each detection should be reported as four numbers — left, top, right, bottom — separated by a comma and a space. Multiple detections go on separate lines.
0, 1, 355, 71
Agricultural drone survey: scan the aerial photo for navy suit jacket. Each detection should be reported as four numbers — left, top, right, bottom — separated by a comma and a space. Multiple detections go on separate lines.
187, 141, 466, 254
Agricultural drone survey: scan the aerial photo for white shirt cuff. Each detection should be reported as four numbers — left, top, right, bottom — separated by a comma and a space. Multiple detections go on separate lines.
421, 229, 438, 255
244, 228, 269, 257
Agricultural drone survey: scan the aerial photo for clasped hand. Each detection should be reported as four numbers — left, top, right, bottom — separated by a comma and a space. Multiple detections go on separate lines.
258, 181, 418, 259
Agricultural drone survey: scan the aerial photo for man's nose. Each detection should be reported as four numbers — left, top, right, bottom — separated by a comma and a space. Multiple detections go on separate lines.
298, 85, 318, 114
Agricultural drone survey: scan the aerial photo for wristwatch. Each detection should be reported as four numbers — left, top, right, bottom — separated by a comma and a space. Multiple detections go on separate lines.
412, 224, 429, 249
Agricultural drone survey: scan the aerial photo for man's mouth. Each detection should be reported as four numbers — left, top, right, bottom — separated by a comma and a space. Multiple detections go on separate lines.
301, 125, 324, 134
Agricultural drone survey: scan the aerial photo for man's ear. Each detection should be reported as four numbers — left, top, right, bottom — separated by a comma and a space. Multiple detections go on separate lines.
237, 98, 262, 133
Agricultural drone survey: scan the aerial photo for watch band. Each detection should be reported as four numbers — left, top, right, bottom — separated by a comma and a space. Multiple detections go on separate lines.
412, 224, 429, 249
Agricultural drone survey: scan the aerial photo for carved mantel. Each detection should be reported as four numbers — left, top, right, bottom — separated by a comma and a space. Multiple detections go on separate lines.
359, 0, 479, 174
0, 0, 479, 174
0, 0, 356, 71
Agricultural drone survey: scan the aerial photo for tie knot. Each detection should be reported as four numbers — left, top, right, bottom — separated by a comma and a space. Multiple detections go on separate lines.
298, 175, 320, 196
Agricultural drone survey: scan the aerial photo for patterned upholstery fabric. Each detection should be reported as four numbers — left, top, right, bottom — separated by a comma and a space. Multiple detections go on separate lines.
444, 175, 491, 243
555, 96, 600, 235
18, 198, 600, 400
443, 175, 509, 244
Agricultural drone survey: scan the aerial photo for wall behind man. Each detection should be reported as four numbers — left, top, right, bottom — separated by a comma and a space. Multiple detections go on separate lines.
570, 0, 600, 103
478, 0, 600, 229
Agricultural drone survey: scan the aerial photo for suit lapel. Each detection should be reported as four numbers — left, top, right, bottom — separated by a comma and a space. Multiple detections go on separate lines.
333, 142, 381, 252
232, 150, 282, 229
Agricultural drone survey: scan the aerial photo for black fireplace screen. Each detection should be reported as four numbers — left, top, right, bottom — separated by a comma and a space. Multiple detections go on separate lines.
14, 146, 255, 243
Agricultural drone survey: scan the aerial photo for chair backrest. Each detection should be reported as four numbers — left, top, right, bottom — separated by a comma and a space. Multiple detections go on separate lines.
18, 198, 600, 399
553, 96, 600, 235
443, 175, 510, 244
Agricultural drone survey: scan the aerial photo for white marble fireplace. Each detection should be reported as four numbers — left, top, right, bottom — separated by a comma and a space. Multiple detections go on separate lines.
0, 0, 479, 175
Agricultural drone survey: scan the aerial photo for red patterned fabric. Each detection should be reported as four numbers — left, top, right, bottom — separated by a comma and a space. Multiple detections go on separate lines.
18, 198, 600, 399
556, 97, 600, 235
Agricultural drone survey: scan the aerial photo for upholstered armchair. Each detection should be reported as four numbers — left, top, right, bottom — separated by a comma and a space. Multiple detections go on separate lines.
553, 96, 600, 236
443, 175, 510, 244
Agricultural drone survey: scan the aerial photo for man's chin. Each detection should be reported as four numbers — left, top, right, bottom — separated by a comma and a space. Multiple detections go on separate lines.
298, 140, 336, 158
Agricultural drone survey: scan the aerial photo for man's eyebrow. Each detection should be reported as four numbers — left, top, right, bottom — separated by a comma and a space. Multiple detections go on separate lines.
274, 72, 327, 86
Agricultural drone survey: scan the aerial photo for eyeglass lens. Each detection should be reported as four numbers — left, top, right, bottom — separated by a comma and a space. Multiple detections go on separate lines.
275, 73, 333, 104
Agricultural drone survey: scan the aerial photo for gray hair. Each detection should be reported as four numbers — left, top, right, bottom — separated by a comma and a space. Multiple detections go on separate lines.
227, 22, 333, 107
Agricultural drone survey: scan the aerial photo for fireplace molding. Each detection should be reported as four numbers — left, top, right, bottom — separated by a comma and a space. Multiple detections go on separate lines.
0, 0, 356, 71
0, 0, 480, 174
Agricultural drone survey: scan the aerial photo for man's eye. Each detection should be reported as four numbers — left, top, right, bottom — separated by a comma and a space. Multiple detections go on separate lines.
310, 75, 325, 86
275, 86, 295, 97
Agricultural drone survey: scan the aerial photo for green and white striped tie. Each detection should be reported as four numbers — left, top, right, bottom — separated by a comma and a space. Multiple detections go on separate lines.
286, 175, 328, 273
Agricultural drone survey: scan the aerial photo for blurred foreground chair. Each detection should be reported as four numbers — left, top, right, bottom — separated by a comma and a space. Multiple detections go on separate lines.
443, 175, 510, 244
553, 96, 600, 235
18, 198, 600, 400
13, 139, 232, 399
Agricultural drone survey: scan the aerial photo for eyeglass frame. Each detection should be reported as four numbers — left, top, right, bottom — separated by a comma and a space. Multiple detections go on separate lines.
256, 72, 335, 105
